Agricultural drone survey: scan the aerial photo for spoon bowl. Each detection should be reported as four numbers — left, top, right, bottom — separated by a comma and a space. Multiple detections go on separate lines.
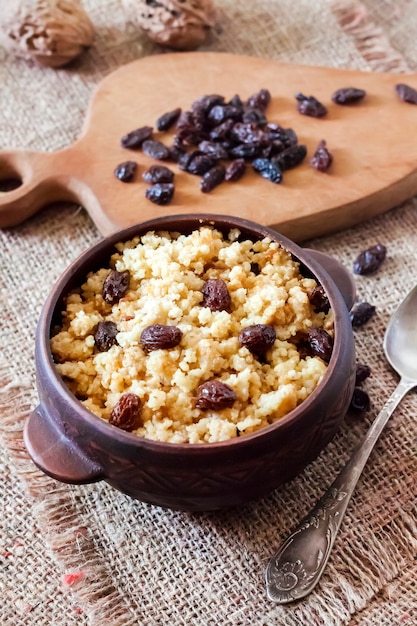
266, 284, 417, 603
384, 285, 417, 381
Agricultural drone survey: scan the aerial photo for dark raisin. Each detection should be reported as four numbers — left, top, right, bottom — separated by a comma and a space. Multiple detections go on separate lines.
207, 104, 242, 125
229, 143, 262, 159
191, 94, 225, 115
145, 182, 174, 205
225, 158, 246, 181
140, 324, 183, 352
187, 154, 216, 175
332, 87, 366, 105
246, 88, 271, 111
295, 93, 328, 118
198, 141, 229, 160
209, 119, 235, 141
353, 244, 387, 275
168, 143, 186, 163
218, 139, 235, 152
297, 338, 313, 360
200, 164, 226, 193
102, 270, 130, 304
175, 111, 205, 145
242, 108, 267, 125
262, 139, 285, 158
178, 149, 199, 171
252, 158, 282, 184
349, 387, 371, 412
121, 126, 153, 149
273, 144, 307, 171
230, 122, 266, 145
306, 327, 333, 362
309, 285, 330, 313
109, 393, 142, 431
156, 107, 182, 131
264, 125, 298, 148
395, 83, 417, 104
228, 94, 244, 108
310, 140, 333, 172
191, 106, 208, 128
195, 380, 236, 410
250, 262, 261, 275
350, 302, 376, 327
94, 321, 118, 351
114, 160, 138, 182
355, 363, 372, 385
201, 278, 231, 311
280, 128, 298, 148
263, 123, 282, 139
238, 324, 276, 357
142, 165, 174, 184
142, 139, 172, 161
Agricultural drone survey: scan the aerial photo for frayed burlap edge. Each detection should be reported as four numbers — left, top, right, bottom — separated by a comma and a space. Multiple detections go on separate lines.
332, 0, 411, 72
1, 4, 416, 625
0, 377, 138, 626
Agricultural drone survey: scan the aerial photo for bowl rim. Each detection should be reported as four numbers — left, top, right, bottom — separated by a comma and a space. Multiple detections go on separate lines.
38, 212, 352, 453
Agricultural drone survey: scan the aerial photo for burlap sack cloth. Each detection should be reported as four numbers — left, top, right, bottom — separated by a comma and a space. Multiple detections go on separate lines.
1, 1, 416, 624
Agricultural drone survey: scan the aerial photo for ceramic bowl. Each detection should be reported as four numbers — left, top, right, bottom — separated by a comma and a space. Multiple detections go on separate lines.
24, 214, 356, 511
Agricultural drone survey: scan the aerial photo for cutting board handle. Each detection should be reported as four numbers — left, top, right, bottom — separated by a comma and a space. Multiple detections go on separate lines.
0, 146, 117, 232
0, 148, 78, 227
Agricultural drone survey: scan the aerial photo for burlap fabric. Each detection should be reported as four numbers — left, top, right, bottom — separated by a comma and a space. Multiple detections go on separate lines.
1, 1, 416, 624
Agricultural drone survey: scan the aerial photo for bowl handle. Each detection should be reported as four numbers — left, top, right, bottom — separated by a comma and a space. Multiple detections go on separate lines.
304, 248, 356, 310
24, 406, 104, 484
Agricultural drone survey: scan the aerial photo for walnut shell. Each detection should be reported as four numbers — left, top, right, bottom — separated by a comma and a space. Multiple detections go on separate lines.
0, 0, 95, 68
123, 0, 217, 51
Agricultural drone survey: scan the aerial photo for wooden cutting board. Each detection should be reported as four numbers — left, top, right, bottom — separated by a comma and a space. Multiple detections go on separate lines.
1, 51, 417, 241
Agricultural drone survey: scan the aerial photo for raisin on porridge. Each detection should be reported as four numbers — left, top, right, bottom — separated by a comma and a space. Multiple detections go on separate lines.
51, 227, 334, 444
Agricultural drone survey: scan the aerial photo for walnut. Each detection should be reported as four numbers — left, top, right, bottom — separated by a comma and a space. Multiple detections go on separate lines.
0, 0, 95, 68
123, 0, 217, 51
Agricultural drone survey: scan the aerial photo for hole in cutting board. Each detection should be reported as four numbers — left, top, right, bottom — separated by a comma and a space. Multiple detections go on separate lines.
0, 160, 23, 192
0, 177, 22, 192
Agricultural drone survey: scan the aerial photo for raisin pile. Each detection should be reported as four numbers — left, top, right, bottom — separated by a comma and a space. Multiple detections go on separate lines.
112, 79, 417, 206
120, 87, 324, 203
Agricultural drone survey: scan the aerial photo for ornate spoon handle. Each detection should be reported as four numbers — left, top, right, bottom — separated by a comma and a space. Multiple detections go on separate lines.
265, 378, 415, 604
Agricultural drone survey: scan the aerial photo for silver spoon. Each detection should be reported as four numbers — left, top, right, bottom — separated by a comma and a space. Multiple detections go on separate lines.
265, 285, 417, 604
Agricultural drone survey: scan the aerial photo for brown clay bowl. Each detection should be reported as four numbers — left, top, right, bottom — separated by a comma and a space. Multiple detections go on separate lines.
24, 214, 356, 511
